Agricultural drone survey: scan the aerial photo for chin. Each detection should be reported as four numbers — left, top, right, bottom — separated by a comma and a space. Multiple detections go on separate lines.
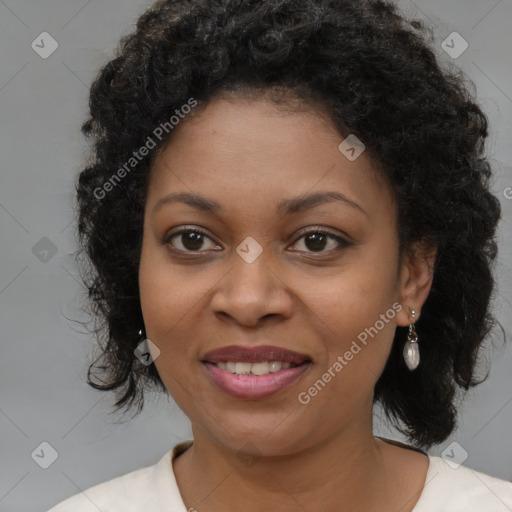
196, 411, 316, 456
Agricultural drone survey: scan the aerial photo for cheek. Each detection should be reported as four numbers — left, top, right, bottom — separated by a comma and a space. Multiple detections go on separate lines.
139, 237, 193, 353
297, 244, 400, 377
139, 226, 190, 319
138, 255, 204, 403
138, 234, 226, 384
303, 249, 399, 334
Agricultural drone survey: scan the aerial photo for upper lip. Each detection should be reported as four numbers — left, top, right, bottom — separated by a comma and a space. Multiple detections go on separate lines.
202, 345, 311, 364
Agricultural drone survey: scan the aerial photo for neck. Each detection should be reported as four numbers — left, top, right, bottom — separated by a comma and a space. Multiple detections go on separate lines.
173, 418, 389, 512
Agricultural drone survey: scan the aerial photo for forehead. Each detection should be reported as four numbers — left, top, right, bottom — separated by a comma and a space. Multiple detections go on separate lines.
147, 94, 394, 222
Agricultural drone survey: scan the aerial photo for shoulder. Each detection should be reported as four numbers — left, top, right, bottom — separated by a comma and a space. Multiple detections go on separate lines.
47, 464, 159, 512
46, 448, 179, 512
414, 455, 512, 511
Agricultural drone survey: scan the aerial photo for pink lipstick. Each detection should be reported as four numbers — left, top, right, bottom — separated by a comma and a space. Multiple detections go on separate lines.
202, 345, 312, 399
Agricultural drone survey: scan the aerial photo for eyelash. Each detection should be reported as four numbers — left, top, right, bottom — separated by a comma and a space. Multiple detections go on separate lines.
163, 226, 352, 255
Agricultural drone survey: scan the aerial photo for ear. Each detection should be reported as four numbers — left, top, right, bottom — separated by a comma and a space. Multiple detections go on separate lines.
396, 240, 437, 327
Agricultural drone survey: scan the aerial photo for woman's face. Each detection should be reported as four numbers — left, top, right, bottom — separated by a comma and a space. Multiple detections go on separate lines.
139, 93, 416, 455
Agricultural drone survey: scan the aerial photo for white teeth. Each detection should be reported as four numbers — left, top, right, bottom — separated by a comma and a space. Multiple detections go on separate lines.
269, 361, 282, 373
216, 360, 297, 375
250, 362, 270, 375
235, 362, 252, 375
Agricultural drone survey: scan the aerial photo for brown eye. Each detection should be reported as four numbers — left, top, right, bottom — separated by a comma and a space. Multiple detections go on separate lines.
164, 228, 220, 252
290, 229, 351, 254
304, 232, 329, 252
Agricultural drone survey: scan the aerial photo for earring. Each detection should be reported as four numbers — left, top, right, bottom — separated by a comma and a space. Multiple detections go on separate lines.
403, 308, 420, 370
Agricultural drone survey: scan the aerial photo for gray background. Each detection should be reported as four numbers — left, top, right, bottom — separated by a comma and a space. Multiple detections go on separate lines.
0, 1, 511, 511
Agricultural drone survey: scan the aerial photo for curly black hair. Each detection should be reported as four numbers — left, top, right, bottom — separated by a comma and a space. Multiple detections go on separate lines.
76, 0, 501, 448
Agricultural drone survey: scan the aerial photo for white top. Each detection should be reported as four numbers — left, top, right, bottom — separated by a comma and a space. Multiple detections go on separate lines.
48, 439, 512, 512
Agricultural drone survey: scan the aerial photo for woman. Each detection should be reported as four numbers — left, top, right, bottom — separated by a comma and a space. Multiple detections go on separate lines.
49, 0, 512, 510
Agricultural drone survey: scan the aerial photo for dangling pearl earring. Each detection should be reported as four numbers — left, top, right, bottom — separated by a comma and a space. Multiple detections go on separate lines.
403, 308, 420, 370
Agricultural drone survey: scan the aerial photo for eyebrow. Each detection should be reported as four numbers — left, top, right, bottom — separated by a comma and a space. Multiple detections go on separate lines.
152, 191, 367, 217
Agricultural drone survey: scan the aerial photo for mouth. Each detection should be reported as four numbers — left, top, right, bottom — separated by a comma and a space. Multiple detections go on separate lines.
209, 360, 303, 375
201, 345, 312, 399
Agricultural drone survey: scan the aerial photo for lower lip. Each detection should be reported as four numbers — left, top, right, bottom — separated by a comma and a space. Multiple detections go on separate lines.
203, 362, 311, 399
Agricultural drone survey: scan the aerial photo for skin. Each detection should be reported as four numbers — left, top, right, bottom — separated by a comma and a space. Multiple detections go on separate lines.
139, 91, 436, 512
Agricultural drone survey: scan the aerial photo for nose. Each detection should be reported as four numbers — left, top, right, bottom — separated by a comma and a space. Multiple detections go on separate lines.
210, 249, 294, 327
